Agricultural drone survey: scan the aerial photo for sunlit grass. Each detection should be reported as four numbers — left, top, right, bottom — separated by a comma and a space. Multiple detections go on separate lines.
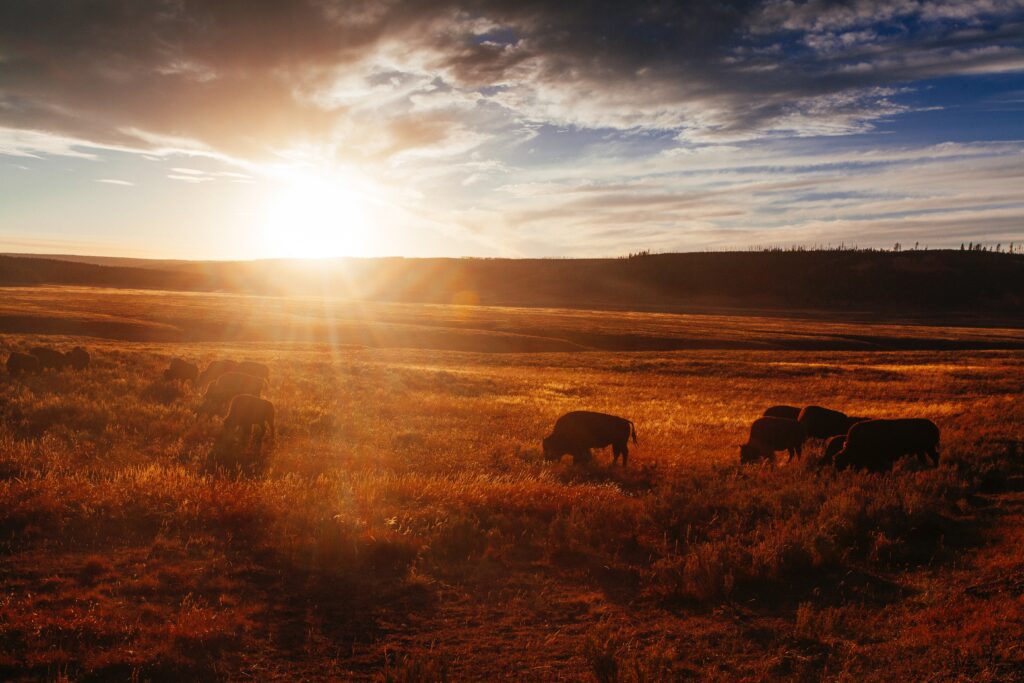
1, 295, 1023, 679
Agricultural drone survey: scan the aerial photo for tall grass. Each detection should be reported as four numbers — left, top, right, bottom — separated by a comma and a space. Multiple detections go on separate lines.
1, 331, 1022, 679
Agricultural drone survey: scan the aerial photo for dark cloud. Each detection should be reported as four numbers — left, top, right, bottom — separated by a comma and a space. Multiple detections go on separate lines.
1, 0, 1022, 158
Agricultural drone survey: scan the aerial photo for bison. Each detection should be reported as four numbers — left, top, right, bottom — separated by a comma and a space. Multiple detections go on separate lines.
543, 411, 637, 466
197, 359, 240, 387
199, 371, 268, 415
65, 347, 90, 370
797, 405, 850, 439
198, 359, 270, 386
822, 434, 846, 465
235, 361, 270, 381
224, 394, 275, 440
763, 405, 801, 420
164, 358, 199, 384
740, 416, 806, 464
7, 351, 41, 376
30, 346, 67, 371
833, 419, 940, 472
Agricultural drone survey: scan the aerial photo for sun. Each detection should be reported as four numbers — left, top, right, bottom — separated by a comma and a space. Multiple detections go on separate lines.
261, 171, 375, 258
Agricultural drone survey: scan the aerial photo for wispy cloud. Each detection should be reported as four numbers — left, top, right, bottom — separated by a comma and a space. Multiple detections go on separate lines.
95, 178, 134, 186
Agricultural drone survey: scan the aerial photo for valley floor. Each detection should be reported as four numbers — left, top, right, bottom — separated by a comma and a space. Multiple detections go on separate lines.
1, 288, 1022, 680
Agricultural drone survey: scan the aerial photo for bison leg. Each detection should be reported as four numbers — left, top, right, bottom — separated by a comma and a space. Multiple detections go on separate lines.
613, 441, 629, 467
572, 449, 592, 465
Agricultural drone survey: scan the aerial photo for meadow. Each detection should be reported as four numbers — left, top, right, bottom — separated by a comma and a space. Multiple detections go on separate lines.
1, 287, 1023, 681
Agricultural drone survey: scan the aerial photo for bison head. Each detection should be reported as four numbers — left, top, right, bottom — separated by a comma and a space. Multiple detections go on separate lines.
739, 443, 766, 464
542, 434, 563, 461
832, 448, 851, 471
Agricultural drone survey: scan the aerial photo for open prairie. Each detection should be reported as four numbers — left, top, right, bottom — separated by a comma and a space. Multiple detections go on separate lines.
2, 287, 1023, 681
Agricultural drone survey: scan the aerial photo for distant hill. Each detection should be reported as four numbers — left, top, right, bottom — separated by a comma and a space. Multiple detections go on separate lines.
1, 250, 1022, 319
0, 253, 192, 270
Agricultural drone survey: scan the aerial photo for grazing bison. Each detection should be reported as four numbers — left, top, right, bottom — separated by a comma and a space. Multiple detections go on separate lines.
763, 405, 801, 420
798, 405, 850, 439
224, 394, 275, 440
833, 419, 940, 472
30, 346, 67, 371
235, 361, 270, 381
164, 358, 199, 384
199, 371, 267, 415
65, 347, 90, 370
197, 359, 240, 387
543, 411, 637, 466
740, 416, 806, 464
822, 435, 846, 465
7, 351, 41, 376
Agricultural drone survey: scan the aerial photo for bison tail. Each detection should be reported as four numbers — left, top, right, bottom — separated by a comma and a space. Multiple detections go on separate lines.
630, 421, 638, 445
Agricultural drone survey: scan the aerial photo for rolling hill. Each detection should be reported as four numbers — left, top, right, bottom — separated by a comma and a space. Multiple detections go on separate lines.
1, 250, 1022, 319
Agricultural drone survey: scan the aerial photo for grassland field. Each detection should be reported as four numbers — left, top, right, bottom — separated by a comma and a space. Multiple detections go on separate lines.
1, 287, 1023, 681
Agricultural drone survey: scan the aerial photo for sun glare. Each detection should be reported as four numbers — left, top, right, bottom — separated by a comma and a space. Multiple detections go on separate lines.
261, 172, 375, 258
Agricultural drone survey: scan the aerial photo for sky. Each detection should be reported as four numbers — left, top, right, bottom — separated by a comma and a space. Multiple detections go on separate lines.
1, 0, 1023, 260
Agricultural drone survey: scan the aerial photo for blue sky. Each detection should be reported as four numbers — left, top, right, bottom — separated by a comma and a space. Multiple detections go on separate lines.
0, 0, 1022, 259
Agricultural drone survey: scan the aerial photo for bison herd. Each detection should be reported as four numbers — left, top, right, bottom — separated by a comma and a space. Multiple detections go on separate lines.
5, 348, 940, 472
7, 346, 90, 375
160, 357, 275, 444
740, 404, 940, 472
4, 348, 274, 447
540, 404, 939, 473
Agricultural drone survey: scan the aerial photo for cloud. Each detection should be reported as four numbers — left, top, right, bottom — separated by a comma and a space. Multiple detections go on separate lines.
1, 1, 1022, 258
95, 178, 133, 186
451, 137, 1024, 254
1, 0, 1022, 163
167, 173, 213, 183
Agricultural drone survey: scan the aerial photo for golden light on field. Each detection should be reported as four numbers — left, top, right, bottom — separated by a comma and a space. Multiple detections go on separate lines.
261, 170, 375, 258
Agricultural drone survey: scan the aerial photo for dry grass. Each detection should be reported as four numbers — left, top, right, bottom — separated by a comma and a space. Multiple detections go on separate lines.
1, 287, 1023, 680
2, 285, 1023, 350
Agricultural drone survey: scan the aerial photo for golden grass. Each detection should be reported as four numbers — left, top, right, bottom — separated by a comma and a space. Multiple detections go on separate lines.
1, 287, 1023, 680
2, 285, 1023, 351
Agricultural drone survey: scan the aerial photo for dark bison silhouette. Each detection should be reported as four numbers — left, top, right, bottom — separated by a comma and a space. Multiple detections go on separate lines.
763, 405, 801, 420
199, 371, 268, 415
29, 346, 68, 371
834, 418, 940, 472
740, 416, 805, 464
7, 351, 41, 376
543, 411, 637, 466
224, 394, 275, 440
65, 347, 90, 370
798, 405, 851, 439
164, 358, 199, 384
